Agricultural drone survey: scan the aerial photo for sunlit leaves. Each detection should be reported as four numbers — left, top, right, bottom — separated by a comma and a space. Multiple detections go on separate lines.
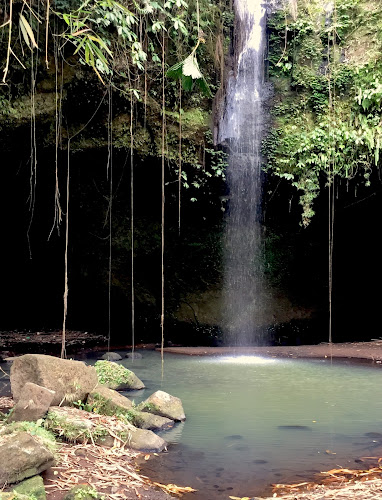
167, 52, 212, 97
19, 14, 38, 50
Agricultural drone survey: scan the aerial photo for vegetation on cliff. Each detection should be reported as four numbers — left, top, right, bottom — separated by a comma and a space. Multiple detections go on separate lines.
264, 0, 382, 226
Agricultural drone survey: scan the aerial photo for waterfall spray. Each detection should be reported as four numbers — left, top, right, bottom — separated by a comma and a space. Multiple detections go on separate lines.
219, 0, 267, 345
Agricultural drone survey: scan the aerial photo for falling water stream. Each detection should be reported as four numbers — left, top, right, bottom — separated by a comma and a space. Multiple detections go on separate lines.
220, 0, 268, 344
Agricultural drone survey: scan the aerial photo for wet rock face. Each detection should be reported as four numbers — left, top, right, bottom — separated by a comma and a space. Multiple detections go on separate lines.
0, 431, 55, 486
10, 354, 98, 406
139, 390, 186, 422
7, 382, 55, 423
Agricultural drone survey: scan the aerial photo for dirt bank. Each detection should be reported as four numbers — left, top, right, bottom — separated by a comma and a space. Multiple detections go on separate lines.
159, 341, 382, 363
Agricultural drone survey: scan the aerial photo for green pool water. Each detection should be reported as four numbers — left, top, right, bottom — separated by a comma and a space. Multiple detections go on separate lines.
118, 350, 382, 498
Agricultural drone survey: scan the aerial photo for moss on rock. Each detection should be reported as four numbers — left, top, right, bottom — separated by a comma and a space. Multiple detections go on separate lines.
94, 360, 145, 390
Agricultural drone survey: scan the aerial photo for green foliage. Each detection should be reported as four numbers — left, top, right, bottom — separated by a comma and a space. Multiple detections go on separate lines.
64, 485, 103, 500
137, 401, 159, 413
265, 0, 382, 225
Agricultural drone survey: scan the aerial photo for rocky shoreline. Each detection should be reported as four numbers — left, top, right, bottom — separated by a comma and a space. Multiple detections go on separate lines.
0, 354, 189, 500
2, 340, 382, 499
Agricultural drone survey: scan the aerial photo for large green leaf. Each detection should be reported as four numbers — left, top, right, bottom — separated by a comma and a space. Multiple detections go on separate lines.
167, 52, 212, 97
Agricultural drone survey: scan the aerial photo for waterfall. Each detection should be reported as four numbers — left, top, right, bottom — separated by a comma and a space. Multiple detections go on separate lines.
219, 0, 267, 345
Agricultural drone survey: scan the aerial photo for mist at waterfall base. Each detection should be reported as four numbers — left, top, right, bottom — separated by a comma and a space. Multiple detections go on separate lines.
120, 351, 382, 499
219, 0, 269, 346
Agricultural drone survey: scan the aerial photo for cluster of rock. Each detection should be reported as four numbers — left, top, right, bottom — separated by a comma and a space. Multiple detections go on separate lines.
0, 353, 186, 499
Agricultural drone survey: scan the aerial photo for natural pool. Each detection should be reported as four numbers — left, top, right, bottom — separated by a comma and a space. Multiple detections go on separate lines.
2, 350, 382, 498
119, 351, 382, 499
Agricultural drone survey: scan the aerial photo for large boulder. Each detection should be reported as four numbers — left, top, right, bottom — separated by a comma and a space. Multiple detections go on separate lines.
45, 406, 166, 452
95, 360, 145, 390
0, 430, 55, 486
87, 385, 133, 414
138, 390, 186, 421
8, 382, 55, 423
10, 354, 98, 406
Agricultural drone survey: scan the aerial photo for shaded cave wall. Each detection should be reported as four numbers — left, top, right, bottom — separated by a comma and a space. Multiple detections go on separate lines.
1, 0, 382, 346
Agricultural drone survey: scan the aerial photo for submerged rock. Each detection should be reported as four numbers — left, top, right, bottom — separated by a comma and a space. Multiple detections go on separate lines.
100, 352, 122, 361
10, 354, 98, 406
125, 352, 143, 359
364, 432, 382, 438
138, 390, 186, 421
278, 425, 312, 431
8, 382, 55, 423
95, 360, 145, 390
0, 430, 55, 486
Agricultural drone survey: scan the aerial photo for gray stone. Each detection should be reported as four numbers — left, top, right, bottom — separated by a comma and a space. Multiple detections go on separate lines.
8, 382, 55, 423
10, 354, 98, 406
133, 411, 174, 431
124, 426, 167, 453
139, 390, 186, 421
0, 431, 55, 486
100, 352, 122, 361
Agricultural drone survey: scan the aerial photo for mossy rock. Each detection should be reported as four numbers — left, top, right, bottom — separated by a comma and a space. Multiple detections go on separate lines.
87, 386, 133, 415
45, 406, 166, 452
85, 390, 173, 430
0, 430, 55, 486
45, 407, 108, 444
13, 475, 46, 500
2, 421, 57, 455
94, 361, 145, 390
